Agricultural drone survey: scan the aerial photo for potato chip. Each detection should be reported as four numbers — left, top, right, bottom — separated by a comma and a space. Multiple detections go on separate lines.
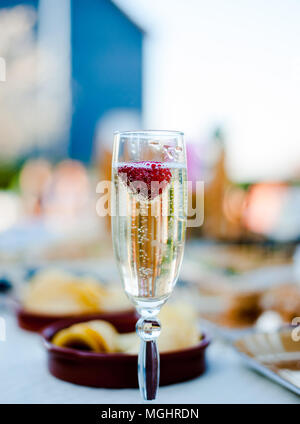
22, 268, 130, 315
86, 320, 118, 352
52, 320, 118, 353
121, 303, 200, 354
52, 323, 103, 352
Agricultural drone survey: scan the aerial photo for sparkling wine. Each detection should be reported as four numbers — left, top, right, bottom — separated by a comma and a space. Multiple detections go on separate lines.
112, 161, 187, 304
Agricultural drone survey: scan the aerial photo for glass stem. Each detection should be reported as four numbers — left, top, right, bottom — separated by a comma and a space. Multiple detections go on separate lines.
136, 310, 161, 401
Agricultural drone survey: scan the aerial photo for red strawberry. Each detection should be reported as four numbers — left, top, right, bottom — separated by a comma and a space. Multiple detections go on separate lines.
118, 161, 172, 200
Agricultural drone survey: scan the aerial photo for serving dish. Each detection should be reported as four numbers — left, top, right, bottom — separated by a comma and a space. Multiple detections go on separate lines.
42, 319, 210, 388
234, 327, 300, 396
16, 303, 137, 333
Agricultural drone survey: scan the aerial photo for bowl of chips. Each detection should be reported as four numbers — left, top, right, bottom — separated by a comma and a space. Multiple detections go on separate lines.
15, 268, 137, 333
42, 304, 210, 388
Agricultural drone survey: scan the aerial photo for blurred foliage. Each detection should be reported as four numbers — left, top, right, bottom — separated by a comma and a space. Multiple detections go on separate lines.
0, 160, 22, 190
236, 182, 252, 191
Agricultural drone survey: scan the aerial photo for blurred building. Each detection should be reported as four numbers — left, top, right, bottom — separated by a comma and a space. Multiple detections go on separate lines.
0, 0, 37, 8
0, 0, 143, 163
70, 0, 143, 162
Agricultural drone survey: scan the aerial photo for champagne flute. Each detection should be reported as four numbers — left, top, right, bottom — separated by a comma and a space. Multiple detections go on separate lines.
111, 130, 187, 401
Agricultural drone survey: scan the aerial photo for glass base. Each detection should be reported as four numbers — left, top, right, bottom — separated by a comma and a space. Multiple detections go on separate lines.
127, 295, 169, 401
136, 313, 161, 401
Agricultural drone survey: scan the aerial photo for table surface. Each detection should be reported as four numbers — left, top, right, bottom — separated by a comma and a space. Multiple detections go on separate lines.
1, 311, 299, 404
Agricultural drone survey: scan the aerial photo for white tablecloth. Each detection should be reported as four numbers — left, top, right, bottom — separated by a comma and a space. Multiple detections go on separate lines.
1, 312, 299, 404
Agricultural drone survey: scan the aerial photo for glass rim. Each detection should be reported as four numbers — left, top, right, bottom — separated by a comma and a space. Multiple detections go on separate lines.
113, 129, 184, 137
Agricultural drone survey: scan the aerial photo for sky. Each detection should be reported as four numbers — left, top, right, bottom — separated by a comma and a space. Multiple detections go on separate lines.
115, 0, 300, 181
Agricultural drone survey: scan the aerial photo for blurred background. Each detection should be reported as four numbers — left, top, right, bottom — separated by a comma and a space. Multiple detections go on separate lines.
0, 0, 300, 330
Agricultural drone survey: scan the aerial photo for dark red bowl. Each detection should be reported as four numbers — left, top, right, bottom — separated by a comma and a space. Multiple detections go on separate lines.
42, 319, 210, 388
15, 303, 138, 334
